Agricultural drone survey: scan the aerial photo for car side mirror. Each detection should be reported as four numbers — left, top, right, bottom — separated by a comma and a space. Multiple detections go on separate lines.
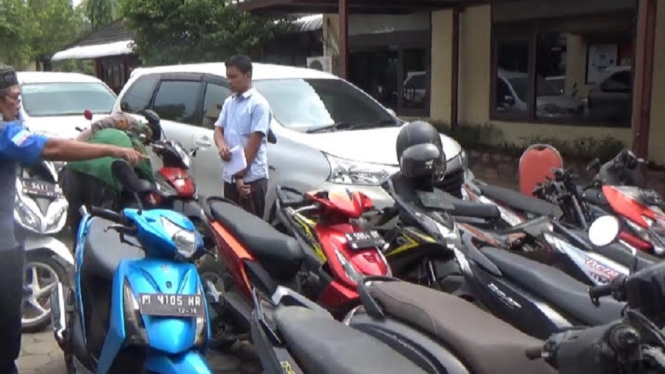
386, 108, 397, 117
267, 129, 276, 144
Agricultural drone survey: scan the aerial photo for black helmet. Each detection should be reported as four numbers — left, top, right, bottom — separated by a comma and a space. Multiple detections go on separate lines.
396, 121, 446, 179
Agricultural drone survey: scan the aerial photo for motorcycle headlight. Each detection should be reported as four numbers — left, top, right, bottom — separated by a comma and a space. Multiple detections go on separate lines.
15, 199, 42, 232
334, 249, 364, 285
175, 145, 192, 169
161, 217, 197, 258
45, 201, 68, 232
325, 153, 398, 186
459, 150, 468, 169
122, 279, 148, 345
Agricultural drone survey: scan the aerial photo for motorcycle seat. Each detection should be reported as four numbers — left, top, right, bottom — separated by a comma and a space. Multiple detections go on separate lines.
366, 281, 556, 374
274, 305, 427, 374
83, 217, 145, 281
480, 247, 624, 325
477, 183, 557, 216
208, 200, 304, 281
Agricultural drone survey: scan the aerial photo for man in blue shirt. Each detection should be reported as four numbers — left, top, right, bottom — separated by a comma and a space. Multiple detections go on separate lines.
213, 55, 272, 217
0, 64, 143, 374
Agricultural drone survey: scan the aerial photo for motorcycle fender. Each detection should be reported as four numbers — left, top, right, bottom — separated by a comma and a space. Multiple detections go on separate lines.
25, 235, 74, 265
144, 350, 212, 374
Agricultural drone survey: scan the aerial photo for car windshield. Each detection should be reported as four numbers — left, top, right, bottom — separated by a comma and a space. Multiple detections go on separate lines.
21, 82, 116, 117
508, 76, 562, 100
253, 78, 398, 132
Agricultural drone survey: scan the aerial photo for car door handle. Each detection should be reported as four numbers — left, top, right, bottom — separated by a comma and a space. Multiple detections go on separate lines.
195, 137, 212, 147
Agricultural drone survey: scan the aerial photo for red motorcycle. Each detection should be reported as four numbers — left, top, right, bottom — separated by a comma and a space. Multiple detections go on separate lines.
201, 186, 390, 345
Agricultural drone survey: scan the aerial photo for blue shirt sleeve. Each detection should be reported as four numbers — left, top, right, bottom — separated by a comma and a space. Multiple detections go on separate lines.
214, 100, 229, 129
250, 100, 271, 136
0, 122, 48, 165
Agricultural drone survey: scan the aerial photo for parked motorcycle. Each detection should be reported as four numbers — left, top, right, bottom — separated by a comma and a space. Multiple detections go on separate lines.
201, 186, 390, 346
531, 150, 665, 256
245, 264, 426, 374
373, 179, 625, 338
50, 160, 213, 374
16, 158, 74, 332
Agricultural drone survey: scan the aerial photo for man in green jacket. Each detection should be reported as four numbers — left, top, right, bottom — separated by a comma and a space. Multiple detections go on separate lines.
62, 123, 156, 237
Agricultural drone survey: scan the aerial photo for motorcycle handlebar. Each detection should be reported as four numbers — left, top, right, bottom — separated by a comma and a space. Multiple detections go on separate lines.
90, 207, 122, 223
588, 283, 613, 306
275, 185, 306, 207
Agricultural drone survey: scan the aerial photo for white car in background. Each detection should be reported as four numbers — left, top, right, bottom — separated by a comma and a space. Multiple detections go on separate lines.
18, 72, 117, 138
113, 63, 468, 221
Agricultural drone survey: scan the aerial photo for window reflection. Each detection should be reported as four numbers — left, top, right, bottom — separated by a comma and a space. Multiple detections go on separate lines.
535, 33, 586, 120
494, 40, 529, 116
402, 49, 428, 110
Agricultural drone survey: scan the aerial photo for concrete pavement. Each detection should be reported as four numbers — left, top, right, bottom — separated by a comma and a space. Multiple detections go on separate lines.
18, 331, 261, 374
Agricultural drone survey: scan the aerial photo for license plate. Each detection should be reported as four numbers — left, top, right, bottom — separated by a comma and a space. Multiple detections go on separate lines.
345, 230, 386, 250
22, 179, 61, 198
137, 293, 205, 318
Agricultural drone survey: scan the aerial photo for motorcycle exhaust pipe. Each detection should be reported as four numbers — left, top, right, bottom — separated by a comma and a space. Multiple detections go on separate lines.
51, 282, 67, 344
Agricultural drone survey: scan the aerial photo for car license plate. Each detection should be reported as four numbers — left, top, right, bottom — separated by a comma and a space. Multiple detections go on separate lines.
22, 179, 61, 198
137, 293, 205, 318
345, 230, 386, 250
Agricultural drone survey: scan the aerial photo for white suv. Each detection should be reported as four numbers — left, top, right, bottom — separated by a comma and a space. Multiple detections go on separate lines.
112, 62, 467, 221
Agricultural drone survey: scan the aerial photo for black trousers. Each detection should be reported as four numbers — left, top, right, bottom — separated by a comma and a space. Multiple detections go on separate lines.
0, 246, 25, 374
224, 178, 268, 218
61, 168, 117, 240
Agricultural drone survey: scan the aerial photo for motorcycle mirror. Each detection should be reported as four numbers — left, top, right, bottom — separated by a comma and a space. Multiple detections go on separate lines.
143, 109, 161, 126
588, 215, 620, 247
83, 110, 93, 121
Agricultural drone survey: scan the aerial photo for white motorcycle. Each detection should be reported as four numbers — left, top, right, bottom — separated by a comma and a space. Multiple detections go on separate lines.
15, 159, 74, 332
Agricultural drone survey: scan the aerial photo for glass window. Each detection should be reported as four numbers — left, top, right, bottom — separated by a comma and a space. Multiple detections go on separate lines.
21, 82, 117, 117
201, 82, 231, 129
151, 80, 201, 125
494, 40, 529, 116
402, 48, 428, 110
349, 50, 399, 111
535, 33, 586, 121
254, 78, 398, 132
120, 75, 158, 114
492, 16, 634, 128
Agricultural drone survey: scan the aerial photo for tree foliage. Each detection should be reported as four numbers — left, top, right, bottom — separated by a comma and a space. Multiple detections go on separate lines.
84, 0, 119, 28
120, 0, 292, 65
0, 0, 86, 68
0, 0, 34, 66
28, 0, 86, 61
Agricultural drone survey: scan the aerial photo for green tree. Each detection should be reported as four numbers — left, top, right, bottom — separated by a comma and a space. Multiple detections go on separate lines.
84, 0, 118, 28
0, 0, 33, 67
28, 0, 87, 67
120, 0, 292, 65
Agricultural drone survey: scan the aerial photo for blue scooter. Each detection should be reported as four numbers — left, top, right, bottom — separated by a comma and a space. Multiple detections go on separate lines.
50, 160, 213, 374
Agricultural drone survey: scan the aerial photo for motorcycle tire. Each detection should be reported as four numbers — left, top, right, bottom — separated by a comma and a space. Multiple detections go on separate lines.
22, 253, 71, 333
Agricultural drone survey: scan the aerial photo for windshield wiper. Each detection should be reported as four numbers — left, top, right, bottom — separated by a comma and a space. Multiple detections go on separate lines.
350, 119, 398, 130
306, 121, 353, 134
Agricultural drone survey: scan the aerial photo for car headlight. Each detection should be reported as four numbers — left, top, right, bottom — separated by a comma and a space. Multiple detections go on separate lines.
325, 153, 398, 186
161, 217, 197, 258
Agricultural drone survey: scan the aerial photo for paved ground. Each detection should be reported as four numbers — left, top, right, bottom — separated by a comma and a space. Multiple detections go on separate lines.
19, 330, 261, 374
